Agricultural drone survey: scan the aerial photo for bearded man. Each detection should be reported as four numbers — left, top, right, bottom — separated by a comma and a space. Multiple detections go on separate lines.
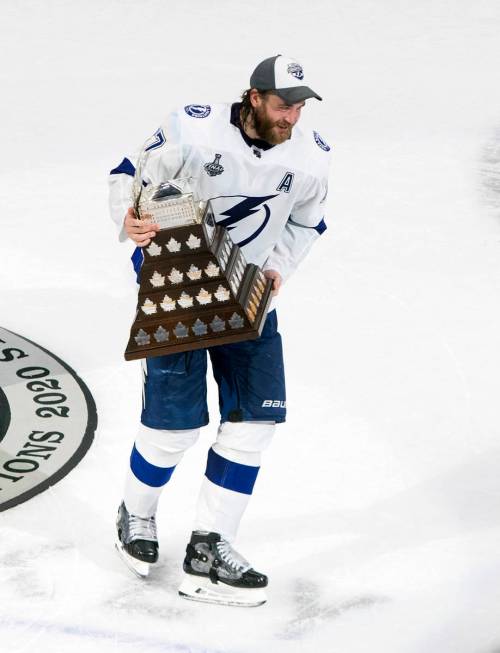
108, 54, 331, 606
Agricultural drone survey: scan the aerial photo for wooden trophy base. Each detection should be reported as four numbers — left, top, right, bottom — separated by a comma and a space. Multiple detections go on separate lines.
124, 200, 274, 360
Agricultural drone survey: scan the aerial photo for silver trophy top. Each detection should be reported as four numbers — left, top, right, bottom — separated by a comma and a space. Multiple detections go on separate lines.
132, 145, 201, 230
138, 181, 201, 230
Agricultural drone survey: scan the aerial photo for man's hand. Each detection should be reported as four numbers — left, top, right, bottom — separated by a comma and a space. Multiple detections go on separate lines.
124, 207, 160, 247
263, 269, 282, 296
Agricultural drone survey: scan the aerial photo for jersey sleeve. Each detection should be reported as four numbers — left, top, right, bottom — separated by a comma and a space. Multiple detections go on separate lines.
108, 109, 185, 241
263, 172, 329, 282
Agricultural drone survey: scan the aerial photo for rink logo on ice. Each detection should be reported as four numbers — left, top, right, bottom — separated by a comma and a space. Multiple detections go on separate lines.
184, 104, 211, 118
0, 327, 97, 512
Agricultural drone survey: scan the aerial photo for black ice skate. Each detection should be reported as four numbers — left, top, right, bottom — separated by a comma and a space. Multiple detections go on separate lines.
178, 531, 268, 607
115, 501, 158, 578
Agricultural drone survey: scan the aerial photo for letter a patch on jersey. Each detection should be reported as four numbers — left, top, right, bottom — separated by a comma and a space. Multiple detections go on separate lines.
276, 172, 294, 193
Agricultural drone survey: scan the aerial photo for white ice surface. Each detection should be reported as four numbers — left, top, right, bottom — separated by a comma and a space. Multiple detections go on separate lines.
1, 1, 500, 651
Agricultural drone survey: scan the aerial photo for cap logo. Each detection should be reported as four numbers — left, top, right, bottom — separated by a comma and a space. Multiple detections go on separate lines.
287, 63, 304, 81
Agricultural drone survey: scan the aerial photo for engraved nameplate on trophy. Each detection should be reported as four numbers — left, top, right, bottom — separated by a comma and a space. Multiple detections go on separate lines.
138, 181, 200, 229
124, 183, 273, 361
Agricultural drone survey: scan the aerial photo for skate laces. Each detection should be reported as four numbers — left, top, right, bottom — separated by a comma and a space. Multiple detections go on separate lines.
216, 539, 251, 573
128, 513, 157, 542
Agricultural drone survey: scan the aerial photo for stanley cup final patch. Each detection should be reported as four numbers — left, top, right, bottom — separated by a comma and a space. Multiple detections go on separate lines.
204, 153, 224, 177
0, 327, 97, 512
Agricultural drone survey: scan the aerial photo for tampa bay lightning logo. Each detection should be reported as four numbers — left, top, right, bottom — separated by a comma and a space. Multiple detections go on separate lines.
209, 195, 278, 248
184, 104, 211, 118
287, 63, 304, 80
313, 131, 331, 152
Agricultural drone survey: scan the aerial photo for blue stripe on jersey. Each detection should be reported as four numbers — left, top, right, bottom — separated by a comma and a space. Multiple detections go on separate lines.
131, 247, 144, 281
288, 216, 327, 235
110, 157, 136, 176
130, 444, 176, 487
205, 447, 259, 495
314, 218, 327, 235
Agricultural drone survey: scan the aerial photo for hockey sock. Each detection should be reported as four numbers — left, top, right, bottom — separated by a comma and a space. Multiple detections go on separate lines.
123, 425, 200, 517
193, 422, 275, 541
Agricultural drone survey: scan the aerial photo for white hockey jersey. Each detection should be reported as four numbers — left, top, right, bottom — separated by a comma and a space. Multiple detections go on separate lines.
109, 102, 331, 282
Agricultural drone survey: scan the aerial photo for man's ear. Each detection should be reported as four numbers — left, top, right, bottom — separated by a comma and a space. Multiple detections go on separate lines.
249, 89, 261, 108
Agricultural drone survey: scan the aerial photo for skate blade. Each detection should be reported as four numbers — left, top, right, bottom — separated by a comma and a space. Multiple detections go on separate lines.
178, 574, 267, 607
114, 539, 150, 578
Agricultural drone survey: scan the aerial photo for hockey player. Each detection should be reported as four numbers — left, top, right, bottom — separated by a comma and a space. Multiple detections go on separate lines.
109, 55, 331, 606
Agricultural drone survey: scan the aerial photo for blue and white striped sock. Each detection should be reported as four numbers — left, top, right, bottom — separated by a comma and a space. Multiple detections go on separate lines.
193, 421, 275, 542
123, 425, 199, 517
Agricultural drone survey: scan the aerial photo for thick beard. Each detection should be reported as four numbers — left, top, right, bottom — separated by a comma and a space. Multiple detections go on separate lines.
251, 104, 292, 145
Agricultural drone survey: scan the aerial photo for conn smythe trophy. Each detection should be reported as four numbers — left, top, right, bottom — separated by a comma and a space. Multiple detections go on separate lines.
124, 168, 273, 361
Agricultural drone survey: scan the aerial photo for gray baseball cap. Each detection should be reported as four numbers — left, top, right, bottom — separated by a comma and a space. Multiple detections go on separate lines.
250, 54, 322, 103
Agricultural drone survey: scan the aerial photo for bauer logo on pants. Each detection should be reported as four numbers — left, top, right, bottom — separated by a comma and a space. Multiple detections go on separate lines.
0, 327, 97, 512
